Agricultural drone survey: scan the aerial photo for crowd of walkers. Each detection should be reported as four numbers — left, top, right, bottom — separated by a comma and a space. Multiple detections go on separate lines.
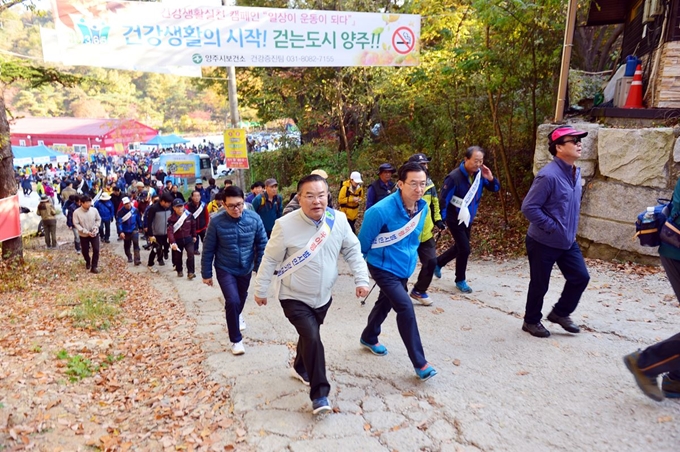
21, 127, 680, 413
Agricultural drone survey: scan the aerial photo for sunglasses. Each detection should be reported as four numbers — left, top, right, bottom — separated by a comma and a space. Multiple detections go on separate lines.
561, 138, 582, 145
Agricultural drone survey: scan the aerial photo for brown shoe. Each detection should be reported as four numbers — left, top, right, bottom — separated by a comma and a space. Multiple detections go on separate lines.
623, 351, 664, 401
187, 273, 196, 280
522, 321, 551, 338
547, 311, 580, 333
90, 268, 100, 274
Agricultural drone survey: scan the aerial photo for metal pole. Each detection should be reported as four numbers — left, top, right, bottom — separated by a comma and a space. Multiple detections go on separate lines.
222, 0, 245, 189
554, 0, 579, 123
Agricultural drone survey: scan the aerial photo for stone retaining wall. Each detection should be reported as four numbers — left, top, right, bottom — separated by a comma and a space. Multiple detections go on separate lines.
534, 123, 680, 262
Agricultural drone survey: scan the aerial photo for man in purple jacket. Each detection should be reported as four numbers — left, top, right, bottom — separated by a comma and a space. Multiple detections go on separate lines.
520, 125, 591, 338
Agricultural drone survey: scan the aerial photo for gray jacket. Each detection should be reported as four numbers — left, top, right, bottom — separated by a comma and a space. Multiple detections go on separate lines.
253, 208, 369, 308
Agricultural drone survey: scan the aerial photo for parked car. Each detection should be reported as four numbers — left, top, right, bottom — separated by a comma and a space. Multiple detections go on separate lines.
216, 165, 234, 177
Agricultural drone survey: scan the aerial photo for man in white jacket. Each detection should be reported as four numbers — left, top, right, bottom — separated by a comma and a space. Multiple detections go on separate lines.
253, 173, 370, 415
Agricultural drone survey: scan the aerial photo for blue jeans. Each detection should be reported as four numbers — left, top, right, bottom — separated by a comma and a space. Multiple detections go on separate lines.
215, 269, 251, 343
524, 236, 590, 324
361, 264, 427, 369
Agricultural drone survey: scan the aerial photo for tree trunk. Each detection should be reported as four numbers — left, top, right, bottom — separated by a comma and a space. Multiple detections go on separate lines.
0, 86, 23, 261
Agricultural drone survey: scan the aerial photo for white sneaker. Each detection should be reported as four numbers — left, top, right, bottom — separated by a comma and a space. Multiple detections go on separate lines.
239, 314, 246, 331
231, 341, 245, 355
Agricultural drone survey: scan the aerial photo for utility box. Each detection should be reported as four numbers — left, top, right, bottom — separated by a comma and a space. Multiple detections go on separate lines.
614, 76, 633, 107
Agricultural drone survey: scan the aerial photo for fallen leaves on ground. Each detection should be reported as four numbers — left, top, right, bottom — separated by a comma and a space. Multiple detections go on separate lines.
0, 240, 241, 450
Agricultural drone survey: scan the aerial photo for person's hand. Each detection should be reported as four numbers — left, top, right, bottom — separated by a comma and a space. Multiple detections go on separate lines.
202, 278, 212, 286
435, 220, 446, 231
119, 232, 124, 239
193, 237, 197, 242
149, 236, 156, 243
254, 296, 267, 306
354, 196, 361, 203
356, 286, 370, 298
171, 243, 179, 251
481, 165, 494, 181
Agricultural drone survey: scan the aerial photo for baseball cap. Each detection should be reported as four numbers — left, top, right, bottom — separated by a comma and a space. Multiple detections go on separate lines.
100, 193, 111, 201
265, 178, 278, 187
171, 198, 185, 207
378, 163, 396, 173
408, 153, 431, 164
311, 169, 329, 179
350, 171, 363, 184
195, 179, 204, 185
136, 181, 144, 187
122, 197, 131, 204
548, 125, 588, 144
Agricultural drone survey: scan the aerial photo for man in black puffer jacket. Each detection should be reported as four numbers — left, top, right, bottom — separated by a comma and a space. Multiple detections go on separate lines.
201, 186, 268, 356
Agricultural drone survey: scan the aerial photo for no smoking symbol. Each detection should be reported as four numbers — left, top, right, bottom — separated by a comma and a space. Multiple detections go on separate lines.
392, 27, 415, 55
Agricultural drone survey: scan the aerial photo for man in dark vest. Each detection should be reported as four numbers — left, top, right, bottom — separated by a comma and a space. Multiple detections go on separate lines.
365, 163, 396, 210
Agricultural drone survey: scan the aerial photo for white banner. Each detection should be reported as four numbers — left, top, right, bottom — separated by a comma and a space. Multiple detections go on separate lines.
50, 1, 421, 67
40, 27, 202, 77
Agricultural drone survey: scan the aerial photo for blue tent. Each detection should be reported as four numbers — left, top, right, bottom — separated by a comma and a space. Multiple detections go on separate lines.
142, 134, 190, 146
13, 145, 69, 166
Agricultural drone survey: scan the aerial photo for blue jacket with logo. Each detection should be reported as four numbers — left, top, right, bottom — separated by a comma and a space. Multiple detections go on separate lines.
358, 190, 427, 279
440, 162, 501, 225
116, 205, 142, 234
94, 199, 115, 222
521, 157, 580, 250
201, 209, 268, 279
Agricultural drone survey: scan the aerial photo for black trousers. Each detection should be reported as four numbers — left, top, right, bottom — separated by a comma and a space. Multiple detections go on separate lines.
80, 235, 100, 269
99, 220, 111, 241
148, 235, 169, 266
413, 237, 437, 293
122, 231, 140, 262
195, 230, 206, 253
437, 218, 472, 282
172, 237, 195, 274
523, 236, 590, 324
638, 332, 680, 380
280, 298, 332, 401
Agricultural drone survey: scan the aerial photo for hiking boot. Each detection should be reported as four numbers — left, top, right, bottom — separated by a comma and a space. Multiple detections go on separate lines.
547, 311, 580, 333
290, 367, 310, 386
410, 289, 433, 306
85, 263, 91, 270
522, 321, 551, 338
623, 351, 664, 402
415, 364, 438, 381
239, 314, 246, 331
127, 256, 133, 263
158, 260, 165, 266
312, 397, 331, 415
434, 265, 442, 279
456, 280, 473, 293
194, 250, 200, 256
148, 265, 158, 274
90, 268, 100, 274
360, 338, 388, 356
231, 341, 245, 355
177, 271, 183, 277
662, 375, 680, 398
187, 273, 196, 280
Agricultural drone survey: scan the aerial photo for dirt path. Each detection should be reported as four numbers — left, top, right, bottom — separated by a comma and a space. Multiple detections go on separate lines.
2, 219, 680, 451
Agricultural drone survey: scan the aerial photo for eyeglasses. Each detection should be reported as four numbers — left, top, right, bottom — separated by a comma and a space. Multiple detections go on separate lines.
303, 194, 327, 202
405, 182, 428, 189
562, 138, 581, 145
225, 202, 244, 210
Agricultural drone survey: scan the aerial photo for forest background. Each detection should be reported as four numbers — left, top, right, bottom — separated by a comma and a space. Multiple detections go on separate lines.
0, 0, 623, 253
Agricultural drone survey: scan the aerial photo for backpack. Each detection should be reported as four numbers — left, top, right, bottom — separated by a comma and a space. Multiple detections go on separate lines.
634, 198, 672, 247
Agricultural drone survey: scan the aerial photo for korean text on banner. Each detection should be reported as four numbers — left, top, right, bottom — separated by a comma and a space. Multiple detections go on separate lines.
50, 1, 420, 67
224, 129, 249, 169
167, 161, 196, 177
0, 195, 22, 242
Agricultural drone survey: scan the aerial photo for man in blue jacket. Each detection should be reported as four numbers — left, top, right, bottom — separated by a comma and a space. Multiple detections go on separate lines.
520, 125, 591, 338
436, 146, 500, 293
252, 178, 283, 238
94, 192, 115, 243
358, 162, 437, 381
116, 196, 143, 266
202, 186, 268, 356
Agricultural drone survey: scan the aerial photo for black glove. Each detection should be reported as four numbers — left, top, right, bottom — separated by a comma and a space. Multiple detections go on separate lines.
435, 220, 446, 231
